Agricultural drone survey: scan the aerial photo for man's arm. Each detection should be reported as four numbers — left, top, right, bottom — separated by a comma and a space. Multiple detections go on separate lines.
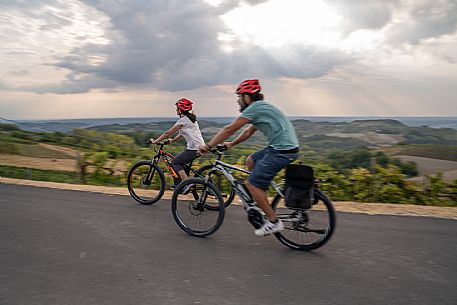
226, 125, 256, 147
207, 117, 250, 148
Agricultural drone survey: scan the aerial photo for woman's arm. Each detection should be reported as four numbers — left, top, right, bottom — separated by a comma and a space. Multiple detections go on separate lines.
149, 124, 183, 143
170, 134, 183, 143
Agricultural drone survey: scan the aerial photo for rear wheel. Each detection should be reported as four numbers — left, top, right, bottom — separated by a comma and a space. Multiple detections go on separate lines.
195, 164, 235, 209
171, 178, 225, 237
127, 161, 165, 205
271, 189, 336, 251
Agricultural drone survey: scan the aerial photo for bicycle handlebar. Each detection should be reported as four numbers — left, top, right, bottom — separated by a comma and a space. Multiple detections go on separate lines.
147, 139, 171, 145
209, 144, 227, 154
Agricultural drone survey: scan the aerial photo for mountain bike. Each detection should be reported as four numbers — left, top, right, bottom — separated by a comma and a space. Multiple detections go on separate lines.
171, 145, 336, 251
127, 141, 235, 205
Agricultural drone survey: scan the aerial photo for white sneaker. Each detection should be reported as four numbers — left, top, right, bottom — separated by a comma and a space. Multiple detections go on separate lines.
254, 219, 284, 236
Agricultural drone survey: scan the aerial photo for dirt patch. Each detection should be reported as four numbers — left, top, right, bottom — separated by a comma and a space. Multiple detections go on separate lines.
396, 155, 457, 175
0, 153, 130, 175
325, 132, 404, 145
396, 155, 457, 183
1, 177, 456, 220
38, 143, 81, 158
104, 159, 130, 175
0, 154, 77, 172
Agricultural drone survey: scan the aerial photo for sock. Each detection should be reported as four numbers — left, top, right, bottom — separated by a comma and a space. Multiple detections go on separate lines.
270, 218, 279, 224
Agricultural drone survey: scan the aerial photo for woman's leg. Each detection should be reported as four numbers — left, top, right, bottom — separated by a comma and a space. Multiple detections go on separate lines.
171, 150, 198, 180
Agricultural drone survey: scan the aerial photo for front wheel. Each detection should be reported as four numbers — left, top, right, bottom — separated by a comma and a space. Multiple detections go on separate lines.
195, 164, 235, 208
171, 178, 225, 237
271, 189, 336, 251
127, 161, 166, 205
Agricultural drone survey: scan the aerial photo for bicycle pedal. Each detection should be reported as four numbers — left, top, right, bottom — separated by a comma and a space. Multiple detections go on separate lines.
247, 209, 264, 229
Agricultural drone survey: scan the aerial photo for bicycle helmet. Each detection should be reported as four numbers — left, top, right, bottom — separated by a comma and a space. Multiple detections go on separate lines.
235, 79, 261, 95
176, 98, 193, 111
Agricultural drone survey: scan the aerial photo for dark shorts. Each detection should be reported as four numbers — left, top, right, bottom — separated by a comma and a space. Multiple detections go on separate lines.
248, 146, 299, 190
171, 149, 199, 172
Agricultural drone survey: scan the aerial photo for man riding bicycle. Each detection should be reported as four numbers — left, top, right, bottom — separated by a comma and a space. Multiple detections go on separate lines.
198, 79, 299, 236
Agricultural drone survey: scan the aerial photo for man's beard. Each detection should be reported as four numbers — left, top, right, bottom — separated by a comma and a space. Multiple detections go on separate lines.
239, 101, 248, 112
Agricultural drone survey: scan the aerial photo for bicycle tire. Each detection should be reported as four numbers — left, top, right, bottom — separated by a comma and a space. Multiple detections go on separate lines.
171, 178, 225, 237
195, 164, 235, 208
127, 161, 166, 205
271, 189, 336, 251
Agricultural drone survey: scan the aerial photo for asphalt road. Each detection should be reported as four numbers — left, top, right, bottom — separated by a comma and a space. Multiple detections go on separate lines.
1, 184, 456, 305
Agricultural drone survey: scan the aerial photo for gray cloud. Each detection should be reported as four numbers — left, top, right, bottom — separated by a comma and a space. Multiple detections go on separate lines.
8, 70, 29, 76
38, 13, 72, 31
0, 0, 74, 28
0, 0, 59, 8
387, 0, 457, 44
326, 0, 457, 45
27, 0, 349, 94
327, 0, 395, 32
3, 0, 456, 95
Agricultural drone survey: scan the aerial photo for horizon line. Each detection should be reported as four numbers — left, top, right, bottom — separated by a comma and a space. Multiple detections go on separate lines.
8, 115, 457, 121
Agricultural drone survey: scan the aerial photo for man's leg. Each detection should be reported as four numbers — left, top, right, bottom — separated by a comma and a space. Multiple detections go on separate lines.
246, 153, 277, 220
245, 151, 277, 221
246, 148, 296, 223
245, 181, 277, 222
246, 155, 255, 171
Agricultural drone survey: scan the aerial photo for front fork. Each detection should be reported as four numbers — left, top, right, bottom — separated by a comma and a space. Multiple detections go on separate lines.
144, 158, 159, 185
194, 172, 217, 211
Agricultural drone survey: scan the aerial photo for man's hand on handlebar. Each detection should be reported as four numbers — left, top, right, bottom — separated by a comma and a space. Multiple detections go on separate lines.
198, 143, 228, 156
223, 141, 234, 149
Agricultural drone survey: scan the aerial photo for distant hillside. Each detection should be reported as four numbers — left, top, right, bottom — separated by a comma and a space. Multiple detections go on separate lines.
85, 118, 457, 157
380, 144, 457, 162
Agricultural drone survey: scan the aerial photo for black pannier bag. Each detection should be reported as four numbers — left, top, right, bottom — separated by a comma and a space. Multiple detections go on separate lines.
284, 164, 314, 210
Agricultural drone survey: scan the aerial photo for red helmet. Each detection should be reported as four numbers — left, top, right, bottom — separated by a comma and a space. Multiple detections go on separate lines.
176, 98, 193, 111
236, 79, 261, 94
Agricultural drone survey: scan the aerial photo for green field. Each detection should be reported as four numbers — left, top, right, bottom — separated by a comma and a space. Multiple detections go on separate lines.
2, 120, 456, 206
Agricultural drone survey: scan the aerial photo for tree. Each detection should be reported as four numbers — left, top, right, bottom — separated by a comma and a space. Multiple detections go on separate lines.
427, 172, 445, 204
373, 164, 406, 203
374, 151, 389, 167
399, 161, 418, 177
348, 168, 372, 202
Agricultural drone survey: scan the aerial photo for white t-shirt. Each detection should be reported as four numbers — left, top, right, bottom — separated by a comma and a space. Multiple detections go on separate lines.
174, 116, 205, 150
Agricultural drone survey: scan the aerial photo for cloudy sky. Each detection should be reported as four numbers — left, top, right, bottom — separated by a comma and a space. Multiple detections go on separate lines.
0, 0, 456, 119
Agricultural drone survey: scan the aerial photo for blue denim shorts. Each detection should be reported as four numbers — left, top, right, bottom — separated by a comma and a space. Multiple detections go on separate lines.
248, 146, 299, 190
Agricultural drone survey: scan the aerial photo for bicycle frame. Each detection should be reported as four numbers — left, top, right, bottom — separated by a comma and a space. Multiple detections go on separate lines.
205, 158, 284, 209
146, 142, 218, 185
144, 143, 181, 184
202, 152, 319, 228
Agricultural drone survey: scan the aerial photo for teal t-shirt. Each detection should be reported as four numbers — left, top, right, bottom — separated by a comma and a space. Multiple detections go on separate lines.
240, 101, 299, 150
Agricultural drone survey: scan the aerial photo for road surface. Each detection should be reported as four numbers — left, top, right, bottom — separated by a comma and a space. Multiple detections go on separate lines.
1, 184, 456, 305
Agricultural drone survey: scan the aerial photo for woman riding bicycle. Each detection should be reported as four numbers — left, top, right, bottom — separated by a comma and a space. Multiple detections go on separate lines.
148, 98, 205, 182
199, 79, 300, 236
